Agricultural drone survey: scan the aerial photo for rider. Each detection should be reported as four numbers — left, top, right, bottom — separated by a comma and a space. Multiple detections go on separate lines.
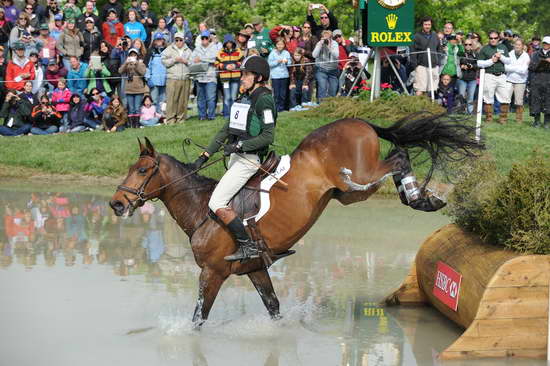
191, 55, 277, 262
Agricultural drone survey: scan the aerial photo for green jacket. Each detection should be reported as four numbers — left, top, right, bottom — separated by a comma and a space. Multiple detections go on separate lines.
85, 64, 112, 94
479, 44, 509, 74
441, 43, 464, 77
206, 87, 276, 155
251, 28, 273, 58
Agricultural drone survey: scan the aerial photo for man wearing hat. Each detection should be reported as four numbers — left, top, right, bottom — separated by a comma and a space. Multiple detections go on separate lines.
138, 0, 157, 45
100, 0, 123, 22
5, 41, 35, 90
528, 36, 550, 128
45, 58, 67, 90
501, 29, 514, 52
191, 29, 218, 120
306, 3, 339, 39
101, 8, 123, 47
250, 16, 272, 58
161, 31, 192, 123
82, 16, 100, 62
50, 13, 64, 40
36, 23, 57, 69
76, 0, 99, 31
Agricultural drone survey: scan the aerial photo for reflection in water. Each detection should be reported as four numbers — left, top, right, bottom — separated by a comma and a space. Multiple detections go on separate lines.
4, 189, 525, 366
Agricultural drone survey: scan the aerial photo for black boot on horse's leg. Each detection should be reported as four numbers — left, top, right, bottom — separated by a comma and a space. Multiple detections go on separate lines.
215, 208, 260, 262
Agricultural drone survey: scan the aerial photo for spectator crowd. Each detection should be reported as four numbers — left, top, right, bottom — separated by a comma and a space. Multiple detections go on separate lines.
0, 1, 548, 136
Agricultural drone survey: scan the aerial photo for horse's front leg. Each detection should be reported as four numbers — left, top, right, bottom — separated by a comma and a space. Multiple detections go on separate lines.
192, 267, 228, 329
247, 268, 281, 320
386, 148, 446, 212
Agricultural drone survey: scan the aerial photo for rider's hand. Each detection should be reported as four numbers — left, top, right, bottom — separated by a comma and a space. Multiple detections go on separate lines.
192, 154, 209, 170
223, 142, 242, 156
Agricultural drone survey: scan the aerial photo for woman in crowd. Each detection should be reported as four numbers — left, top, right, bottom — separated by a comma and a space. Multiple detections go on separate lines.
99, 41, 119, 95
101, 8, 123, 47
139, 95, 161, 127
84, 54, 112, 95
49, 14, 64, 41
268, 37, 290, 112
0, 9, 12, 57
21, 3, 39, 35
102, 95, 127, 132
312, 30, 339, 101
298, 21, 317, 59
56, 18, 84, 71
118, 47, 147, 127
144, 34, 166, 112
441, 34, 464, 86
9, 12, 31, 47
152, 18, 171, 45
288, 47, 313, 110
51, 78, 72, 131
458, 38, 479, 114
66, 93, 92, 132
28, 51, 44, 95
85, 87, 110, 125
505, 38, 530, 122
170, 14, 192, 48
62, 0, 82, 23
124, 9, 146, 42
30, 94, 61, 135
235, 29, 251, 57
215, 34, 242, 119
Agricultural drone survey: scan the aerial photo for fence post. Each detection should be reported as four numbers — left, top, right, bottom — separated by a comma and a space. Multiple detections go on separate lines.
427, 48, 435, 102
370, 48, 381, 102
475, 69, 486, 142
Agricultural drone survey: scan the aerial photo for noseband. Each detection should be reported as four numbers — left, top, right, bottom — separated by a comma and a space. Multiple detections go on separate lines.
117, 155, 160, 210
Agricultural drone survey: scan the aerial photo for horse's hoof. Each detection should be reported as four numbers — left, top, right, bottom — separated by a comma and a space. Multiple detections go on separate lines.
271, 314, 283, 321
192, 320, 204, 331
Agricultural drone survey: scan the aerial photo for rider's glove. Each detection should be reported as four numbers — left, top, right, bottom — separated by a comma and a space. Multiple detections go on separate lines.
223, 141, 243, 156
192, 154, 209, 170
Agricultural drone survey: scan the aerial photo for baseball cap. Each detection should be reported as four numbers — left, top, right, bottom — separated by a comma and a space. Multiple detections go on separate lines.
12, 42, 25, 50
39, 23, 49, 30
48, 59, 57, 66
200, 30, 210, 38
503, 29, 513, 37
153, 33, 164, 40
244, 23, 253, 29
333, 29, 343, 37
128, 48, 139, 55
543, 36, 550, 44
54, 13, 63, 21
173, 32, 184, 39
251, 16, 263, 25
85, 17, 94, 23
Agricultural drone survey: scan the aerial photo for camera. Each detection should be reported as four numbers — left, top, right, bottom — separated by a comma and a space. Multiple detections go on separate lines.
324, 39, 329, 45
122, 40, 128, 48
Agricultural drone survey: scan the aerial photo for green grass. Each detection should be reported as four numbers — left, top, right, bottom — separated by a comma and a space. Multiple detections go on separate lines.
0, 101, 548, 181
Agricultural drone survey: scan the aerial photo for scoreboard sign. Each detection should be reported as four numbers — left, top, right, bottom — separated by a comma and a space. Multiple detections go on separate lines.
367, 0, 415, 46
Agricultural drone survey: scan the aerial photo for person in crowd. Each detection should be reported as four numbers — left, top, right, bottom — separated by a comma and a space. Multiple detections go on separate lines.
194, 22, 208, 48
139, 95, 161, 126
458, 38, 479, 114
44, 0, 62, 24
56, 18, 84, 70
250, 16, 272, 58
30, 94, 61, 134
36, 24, 57, 70
51, 77, 71, 129
5, 42, 34, 91
49, 13, 64, 41
101, 8, 123, 48
84, 86, 109, 126
102, 94, 127, 132
235, 29, 251, 57
28, 51, 43, 94
9, 12, 31, 47
118, 47, 147, 127
339, 52, 369, 97
111, 34, 129, 101
333, 29, 348, 77
191, 30, 218, 120
0, 89, 32, 136
501, 30, 514, 52
124, 9, 146, 42
130, 37, 147, 60
82, 17, 100, 62
26, 0, 47, 23
22, 2, 39, 35
151, 18, 170, 45
137, 0, 156, 45
169, 13, 192, 48
504, 38, 530, 123
76, 1, 99, 31
66, 93, 92, 132
289, 47, 313, 109
67, 55, 88, 95
45, 58, 67, 91
306, 3, 338, 39
21, 30, 39, 56
312, 29, 339, 101
215, 34, 242, 119
477, 30, 511, 124
144, 33, 166, 113
528, 36, 541, 56
269, 25, 294, 52
528, 36, 550, 128
3, 0, 19, 24
297, 21, 318, 60
61, 0, 81, 23
98, 40, 119, 95
288, 26, 301, 54
268, 37, 290, 112
84, 52, 112, 94
0, 9, 11, 56
209, 29, 222, 52
127, 0, 139, 14
99, 0, 123, 23
441, 34, 464, 85
435, 73, 456, 113
409, 16, 443, 96
442, 21, 454, 37
19, 80, 38, 106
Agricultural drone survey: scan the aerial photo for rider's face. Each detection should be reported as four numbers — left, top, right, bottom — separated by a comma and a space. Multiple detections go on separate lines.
240, 71, 256, 90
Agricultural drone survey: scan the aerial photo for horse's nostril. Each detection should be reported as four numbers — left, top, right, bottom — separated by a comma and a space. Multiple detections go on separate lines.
110, 200, 125, 212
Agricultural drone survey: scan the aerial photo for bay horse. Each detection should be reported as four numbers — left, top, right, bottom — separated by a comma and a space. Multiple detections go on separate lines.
110, 114, 481, 327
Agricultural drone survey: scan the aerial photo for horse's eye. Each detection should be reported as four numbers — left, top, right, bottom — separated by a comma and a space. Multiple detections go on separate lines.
138, 167, 147, 174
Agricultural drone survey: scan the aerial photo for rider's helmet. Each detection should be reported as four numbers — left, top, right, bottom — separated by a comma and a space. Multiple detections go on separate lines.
240, 55, 270, 83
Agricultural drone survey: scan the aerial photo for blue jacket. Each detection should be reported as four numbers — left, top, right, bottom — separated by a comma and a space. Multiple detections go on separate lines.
67, 62, 89, 95
124, 21, 147, 41
145, 50, 167, 87
268, 49, 291, 79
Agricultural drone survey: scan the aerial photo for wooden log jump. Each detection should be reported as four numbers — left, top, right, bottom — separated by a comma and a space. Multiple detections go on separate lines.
386, 224, 550, 360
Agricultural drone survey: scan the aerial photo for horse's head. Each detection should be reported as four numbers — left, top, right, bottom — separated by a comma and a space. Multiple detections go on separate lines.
110, 137, 164, 217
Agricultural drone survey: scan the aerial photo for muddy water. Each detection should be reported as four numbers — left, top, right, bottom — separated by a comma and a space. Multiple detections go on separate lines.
0, 189, 543, 366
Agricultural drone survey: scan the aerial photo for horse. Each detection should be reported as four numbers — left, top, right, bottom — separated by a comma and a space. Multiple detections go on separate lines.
110, 113, 481, 327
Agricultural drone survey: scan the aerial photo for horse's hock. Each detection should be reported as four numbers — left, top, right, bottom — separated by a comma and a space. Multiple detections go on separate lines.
386, 224, 550, 360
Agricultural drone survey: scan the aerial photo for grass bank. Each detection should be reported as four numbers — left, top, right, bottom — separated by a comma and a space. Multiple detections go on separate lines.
0, 97, 548, 182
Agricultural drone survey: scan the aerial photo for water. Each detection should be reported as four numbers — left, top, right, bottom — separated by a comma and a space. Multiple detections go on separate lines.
0, 188, 543, 365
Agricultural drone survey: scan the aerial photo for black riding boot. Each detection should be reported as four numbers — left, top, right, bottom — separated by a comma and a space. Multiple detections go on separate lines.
224, 217, 260, 262
533, 113, 541, 128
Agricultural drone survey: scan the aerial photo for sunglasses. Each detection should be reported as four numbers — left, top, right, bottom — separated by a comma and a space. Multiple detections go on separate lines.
303, 25, 311, 28
174, 38, 183, 42
25, 7, 32, 10
464, 43, 472, 46
489, 37, 499, 40
92, 92, 99, 95
201, 36, 209, 40
320, 16, 328, 19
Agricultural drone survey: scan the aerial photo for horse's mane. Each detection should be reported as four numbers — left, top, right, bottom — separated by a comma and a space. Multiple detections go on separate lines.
161, 154, 218, 187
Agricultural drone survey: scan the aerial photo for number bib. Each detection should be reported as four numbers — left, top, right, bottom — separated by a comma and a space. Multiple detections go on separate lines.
229, 103, 251, 131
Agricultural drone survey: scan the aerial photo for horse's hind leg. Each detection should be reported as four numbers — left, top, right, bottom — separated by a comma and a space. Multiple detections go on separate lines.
192, 267, 227, 328
247, 268, 281, 320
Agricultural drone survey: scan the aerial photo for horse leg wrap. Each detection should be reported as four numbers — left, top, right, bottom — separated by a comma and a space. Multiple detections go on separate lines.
396, 172, 446, 212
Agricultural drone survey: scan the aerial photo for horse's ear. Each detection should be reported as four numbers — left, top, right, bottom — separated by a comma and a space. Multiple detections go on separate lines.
137, 137, 146, 155
144, 136, 157, 157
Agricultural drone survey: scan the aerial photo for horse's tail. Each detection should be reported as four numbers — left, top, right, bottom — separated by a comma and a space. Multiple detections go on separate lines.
362, 112, 485, 185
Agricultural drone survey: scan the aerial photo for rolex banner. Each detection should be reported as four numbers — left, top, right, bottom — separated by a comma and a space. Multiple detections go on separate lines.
367, 0, 415, 47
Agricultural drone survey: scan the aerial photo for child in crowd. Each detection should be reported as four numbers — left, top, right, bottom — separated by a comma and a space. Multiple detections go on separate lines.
436, 74, 456, 113
216, 34, 243, 119
30, 95, 61, 135
268, 37, 291, 112
50, 78, 71, 132
288, 47, 313, 110
102, 95, 127, 132
139, 95, 162, 127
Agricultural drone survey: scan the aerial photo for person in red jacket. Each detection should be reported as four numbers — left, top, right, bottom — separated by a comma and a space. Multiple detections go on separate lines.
5, 42, 35, 91
102, 8, 124, 47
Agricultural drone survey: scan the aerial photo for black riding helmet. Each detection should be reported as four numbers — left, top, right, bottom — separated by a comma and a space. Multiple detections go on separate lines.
240, 55, 270, 82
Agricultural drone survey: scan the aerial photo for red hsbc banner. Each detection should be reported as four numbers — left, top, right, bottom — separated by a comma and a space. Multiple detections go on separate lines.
433, 261, 462, 311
